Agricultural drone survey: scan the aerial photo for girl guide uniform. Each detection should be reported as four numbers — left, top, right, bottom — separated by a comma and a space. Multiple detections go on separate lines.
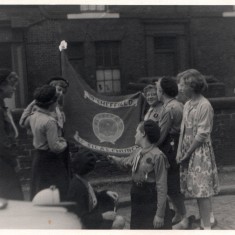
111, 145, 172, 229
24, 85, 70, 201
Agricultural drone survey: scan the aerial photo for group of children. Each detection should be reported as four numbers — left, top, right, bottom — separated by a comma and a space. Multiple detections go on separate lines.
0, 67, 219, 230
108, 70, 219, 230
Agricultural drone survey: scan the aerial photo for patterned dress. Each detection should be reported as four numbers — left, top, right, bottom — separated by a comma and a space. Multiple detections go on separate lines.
179, 98, 219, 198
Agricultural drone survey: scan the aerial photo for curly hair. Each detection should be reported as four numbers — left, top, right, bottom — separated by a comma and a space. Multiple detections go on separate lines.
177, 69, 208, 94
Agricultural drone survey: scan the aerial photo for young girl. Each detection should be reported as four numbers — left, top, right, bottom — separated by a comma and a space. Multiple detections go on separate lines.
108, 120, 172, 229
177, 69, 219, 230
24, 85, 70, 200
19, 76, 69, 130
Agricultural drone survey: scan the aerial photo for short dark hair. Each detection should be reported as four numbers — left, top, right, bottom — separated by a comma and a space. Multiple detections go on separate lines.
160, 76, 178, 98
47, 76, 69, 88
138, 120, 160, 144
34, 85, 58, 109
71, 148, 97, 176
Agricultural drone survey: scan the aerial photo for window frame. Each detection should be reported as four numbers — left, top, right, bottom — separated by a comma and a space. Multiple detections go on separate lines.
95, 41, 121, 95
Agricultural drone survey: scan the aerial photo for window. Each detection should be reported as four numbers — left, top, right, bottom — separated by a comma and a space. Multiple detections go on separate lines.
95, 41, 121, 94
153, 36, 177, 76
66, 42, 85, 78
80, 5, 106, 12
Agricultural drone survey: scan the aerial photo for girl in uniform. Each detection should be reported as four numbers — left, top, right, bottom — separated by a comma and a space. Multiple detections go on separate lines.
108, 120, 172, 229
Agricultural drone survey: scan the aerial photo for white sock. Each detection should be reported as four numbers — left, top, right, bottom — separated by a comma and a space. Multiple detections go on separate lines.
210, 212, 215, 224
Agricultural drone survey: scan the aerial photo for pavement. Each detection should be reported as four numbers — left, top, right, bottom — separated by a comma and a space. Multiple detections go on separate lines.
90, 166, 235, 230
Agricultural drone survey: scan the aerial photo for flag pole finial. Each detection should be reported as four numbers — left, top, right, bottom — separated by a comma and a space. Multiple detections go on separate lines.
59, 40, 67, 51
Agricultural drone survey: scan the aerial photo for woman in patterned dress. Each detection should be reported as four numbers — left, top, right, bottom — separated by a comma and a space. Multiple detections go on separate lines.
176, 69, 219, 230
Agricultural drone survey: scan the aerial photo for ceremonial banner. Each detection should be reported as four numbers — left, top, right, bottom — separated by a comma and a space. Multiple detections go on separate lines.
61, 51, 143, 155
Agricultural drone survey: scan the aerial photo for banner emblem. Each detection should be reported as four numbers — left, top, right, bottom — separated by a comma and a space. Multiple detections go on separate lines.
93, 113, 124, 144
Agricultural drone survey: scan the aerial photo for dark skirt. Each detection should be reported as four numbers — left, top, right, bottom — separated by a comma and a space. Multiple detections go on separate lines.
130, 182, 172, 229
0, 158, 23, 200
159, 134, 181, 196
30, 148, 70, 201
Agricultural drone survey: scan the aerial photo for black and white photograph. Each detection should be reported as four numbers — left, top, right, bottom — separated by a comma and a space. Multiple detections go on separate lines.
0, 3, 235, 233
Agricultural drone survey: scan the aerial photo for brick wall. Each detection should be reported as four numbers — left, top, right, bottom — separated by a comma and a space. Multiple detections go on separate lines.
24, 18, 147, 101
1, 6, 235, 99
24, 14, 235, 100
210, 97, 235, 168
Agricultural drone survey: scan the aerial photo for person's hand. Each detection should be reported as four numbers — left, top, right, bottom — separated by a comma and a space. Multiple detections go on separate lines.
74, 131, 80, 143
179, 151, 190, 164
29, 99, 36, 107
107, 155, 116, 164
176, 154, 181, 164
153, 215, 164, 228
102, 211, 117, 221
106, 191, 119, 202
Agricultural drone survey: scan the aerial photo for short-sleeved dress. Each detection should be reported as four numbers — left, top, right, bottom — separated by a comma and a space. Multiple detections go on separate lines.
179, 97, 219, 198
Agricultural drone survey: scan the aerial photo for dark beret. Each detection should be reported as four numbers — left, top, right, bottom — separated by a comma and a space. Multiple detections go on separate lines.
34, 85, 58, 106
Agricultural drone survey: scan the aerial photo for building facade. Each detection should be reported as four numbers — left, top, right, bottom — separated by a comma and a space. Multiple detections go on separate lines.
0, 5, 235, 107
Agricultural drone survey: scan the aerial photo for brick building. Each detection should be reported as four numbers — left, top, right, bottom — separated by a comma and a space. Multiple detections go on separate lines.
2, 6, 235, 188
1, 5, 235, 108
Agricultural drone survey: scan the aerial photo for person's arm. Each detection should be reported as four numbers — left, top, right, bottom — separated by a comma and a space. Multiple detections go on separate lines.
107, 151, 136, 170
46, 119, 67, 153
153, 153, 168, 228
0, 108, 17, 166
156, 109, 172, 146
19, 100, 36, 127
176, 105, 186, 164
180, 103, 213, 163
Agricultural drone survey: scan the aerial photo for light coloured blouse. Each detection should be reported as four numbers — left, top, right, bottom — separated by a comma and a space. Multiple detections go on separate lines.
24, 108, 67, 153
177, 96, 214, 157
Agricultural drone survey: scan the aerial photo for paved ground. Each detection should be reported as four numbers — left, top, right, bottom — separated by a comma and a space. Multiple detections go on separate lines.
118, 195, 235, 229
21, 169, 235, 230
92, 170, 235, 230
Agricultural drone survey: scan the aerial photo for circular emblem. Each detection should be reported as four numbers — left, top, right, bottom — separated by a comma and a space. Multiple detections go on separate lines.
93, 113, 124, 144
146, 158, 152, 164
